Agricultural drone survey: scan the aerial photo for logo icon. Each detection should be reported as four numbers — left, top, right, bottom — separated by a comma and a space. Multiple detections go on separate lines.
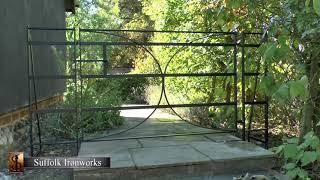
8, 152, 24, 173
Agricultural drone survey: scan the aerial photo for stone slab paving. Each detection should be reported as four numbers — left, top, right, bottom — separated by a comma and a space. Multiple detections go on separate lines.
129, 144, 211, 169
138, 135, 210, 147
77, 105, 277, 178
204, 133, 241, 142
78, 140, 140, 168
190, 141, 274, 162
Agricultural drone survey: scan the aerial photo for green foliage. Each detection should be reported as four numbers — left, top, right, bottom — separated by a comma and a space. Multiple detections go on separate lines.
275, 132, 320, 179
290, 76, 308, 99
65, 1, 320, 178
263, 43, 277, 62
314, 0, 320, 15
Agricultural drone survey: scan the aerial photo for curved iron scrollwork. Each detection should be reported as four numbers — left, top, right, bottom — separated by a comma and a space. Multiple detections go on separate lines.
82, 30, 231, 142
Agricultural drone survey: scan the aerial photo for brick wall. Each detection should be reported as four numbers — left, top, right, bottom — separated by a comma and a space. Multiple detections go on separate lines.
0, 95, 63, 128
0, 95, 63, 169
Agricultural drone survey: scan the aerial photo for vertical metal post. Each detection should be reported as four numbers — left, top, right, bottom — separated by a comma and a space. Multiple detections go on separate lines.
73, 28, 80, 154
27, 26, 34, 156
29, 30, 42, 154
264, 80, 269, 149
241, 33, 246, 141
103, 45, 107, 75
79, 28, 84, 143
264, 32, 269, 149
233, 32, 238, 132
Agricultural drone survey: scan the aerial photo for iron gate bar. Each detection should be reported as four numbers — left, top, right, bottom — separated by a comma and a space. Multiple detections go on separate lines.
78, 59, 105, 62
241, 34, 246, 141
244, 72, 261, 76
78, 42, 239, 47
27, 26, 34, 156
79, 27, 84, 146
29, 41, 236, 46
79, 28, 237, 34
73, 27, 79, 153
27, 27, 44, 156
80, 73, 235, 78
28, 27, 75, 31
28, 41, 261, 48
233, 33, 238, 134
31, 101, 236, 113
28, 75, 76, 79
244, 101, 268, 105
264, 39, 269, 149
81, 102, 237, 112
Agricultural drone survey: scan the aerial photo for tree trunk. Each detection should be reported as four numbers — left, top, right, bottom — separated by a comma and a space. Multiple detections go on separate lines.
310, 46, 320, 136
301, 46, 320, 139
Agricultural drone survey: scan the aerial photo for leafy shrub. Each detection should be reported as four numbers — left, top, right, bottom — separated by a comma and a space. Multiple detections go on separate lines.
117, 77, 148, 103
45, 78, 126, 139
275, 131, 320, 179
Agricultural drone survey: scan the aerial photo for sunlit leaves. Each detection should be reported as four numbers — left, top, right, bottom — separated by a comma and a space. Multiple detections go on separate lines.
263, 75, 308, 102
289, 75, 308, 98
273, 84, 290, 103
314, 0, 320, 15
290, 81, 305, 98
259, 74, 276, 96
263, 43, 277, 62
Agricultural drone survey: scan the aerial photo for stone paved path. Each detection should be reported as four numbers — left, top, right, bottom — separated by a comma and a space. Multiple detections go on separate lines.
75, 106, 282, 179
1, 106, 286, 180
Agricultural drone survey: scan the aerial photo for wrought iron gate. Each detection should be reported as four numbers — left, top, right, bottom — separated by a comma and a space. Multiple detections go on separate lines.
27, 27, 269, 156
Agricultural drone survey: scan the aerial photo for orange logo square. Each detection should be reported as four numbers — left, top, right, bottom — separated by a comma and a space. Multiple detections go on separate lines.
8, 152, 24, 173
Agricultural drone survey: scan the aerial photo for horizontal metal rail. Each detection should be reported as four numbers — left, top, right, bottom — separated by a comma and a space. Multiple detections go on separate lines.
28, 73, 235, 80
244, 72, 261, 76
244, 101, 268, 105
32, 102, 236, 114
28, 41, 261, 47
80, 28, 237, 34
80, 73, 235, 78
28, 75, 76, 80
27, 27, 75, 31
27, 27, 262, 35
78, 59, 105, 62
81, 102, 236, 112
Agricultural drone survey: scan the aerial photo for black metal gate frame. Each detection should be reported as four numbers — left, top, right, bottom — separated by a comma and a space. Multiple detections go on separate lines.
27, 27, 269, 157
